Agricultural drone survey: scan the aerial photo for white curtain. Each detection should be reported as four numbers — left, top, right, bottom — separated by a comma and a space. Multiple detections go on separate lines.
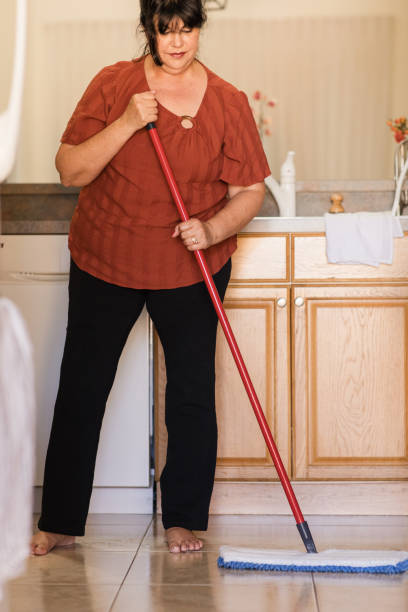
0, 298, 35, 601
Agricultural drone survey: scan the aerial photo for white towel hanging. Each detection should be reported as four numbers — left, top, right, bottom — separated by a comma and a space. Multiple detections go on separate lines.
324, 211, 403, 267
325, 156, 407, 266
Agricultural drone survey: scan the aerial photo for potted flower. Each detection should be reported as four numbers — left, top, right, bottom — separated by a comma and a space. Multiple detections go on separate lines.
251, 91, 276, 142
386, 117, 408, 143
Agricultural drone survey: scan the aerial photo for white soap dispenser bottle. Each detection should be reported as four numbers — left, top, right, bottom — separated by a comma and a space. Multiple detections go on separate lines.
280, 151, 296, 217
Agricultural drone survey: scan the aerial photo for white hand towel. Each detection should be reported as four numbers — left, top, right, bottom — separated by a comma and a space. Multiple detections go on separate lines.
324, 211, 403, 267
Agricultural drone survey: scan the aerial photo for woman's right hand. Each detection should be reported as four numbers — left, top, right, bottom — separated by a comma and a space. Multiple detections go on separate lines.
120, 91, 158, 132
56, 91, 158, 187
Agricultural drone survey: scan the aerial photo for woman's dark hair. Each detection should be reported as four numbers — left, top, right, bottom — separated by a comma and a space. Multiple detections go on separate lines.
140, 0, 207, 66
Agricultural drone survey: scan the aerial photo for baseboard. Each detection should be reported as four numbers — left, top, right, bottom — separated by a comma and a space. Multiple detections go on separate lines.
155, 481, 408, 515
33, 486, 154, 514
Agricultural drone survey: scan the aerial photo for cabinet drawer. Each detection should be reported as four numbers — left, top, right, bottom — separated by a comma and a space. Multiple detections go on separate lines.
292, 233, 408, 281
232, 234, 288, 282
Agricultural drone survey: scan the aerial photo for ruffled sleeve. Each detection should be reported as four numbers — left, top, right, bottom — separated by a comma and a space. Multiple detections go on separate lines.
61, 65, 118, 145
220, 90, 271, 186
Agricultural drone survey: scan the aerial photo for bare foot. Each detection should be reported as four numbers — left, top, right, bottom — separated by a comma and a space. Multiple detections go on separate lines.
30, 531, 76, 556
165, 527, 203, 553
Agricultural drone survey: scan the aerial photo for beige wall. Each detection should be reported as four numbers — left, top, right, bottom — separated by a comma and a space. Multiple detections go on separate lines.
210, 0, 408, 132
1, 0, 407, 182
205, 0, 408, 181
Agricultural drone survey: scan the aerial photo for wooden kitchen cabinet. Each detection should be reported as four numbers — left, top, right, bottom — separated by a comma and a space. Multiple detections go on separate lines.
292, 284, 408, 480
214, 284, 290, 480
154, 235, 291, 483
155, 284, 291, 482
155, 232, 408, 514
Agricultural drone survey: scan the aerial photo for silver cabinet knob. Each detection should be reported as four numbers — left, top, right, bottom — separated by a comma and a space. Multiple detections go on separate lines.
277, 297, 287, 308
294, 296, 305, 307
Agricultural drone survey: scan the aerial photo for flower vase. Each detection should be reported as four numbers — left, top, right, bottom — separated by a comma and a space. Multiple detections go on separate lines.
395, 138, 408, 212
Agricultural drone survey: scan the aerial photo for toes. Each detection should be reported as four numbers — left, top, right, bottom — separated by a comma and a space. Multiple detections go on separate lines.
169, 544, 181, 553
166, 529, 203, 553
32, 544, 48, 556
182, 538, 202, 552
169, 539, 199, 553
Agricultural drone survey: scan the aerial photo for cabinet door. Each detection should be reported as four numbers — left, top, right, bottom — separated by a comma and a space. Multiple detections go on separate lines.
155, 285, 291, 481
293, 285, 408, 480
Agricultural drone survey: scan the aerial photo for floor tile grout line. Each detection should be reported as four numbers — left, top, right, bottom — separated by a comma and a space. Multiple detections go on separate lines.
108, 516, 154, 612
102, 579, 320, 587
12, 581, 127, 587
311, 573, 321, 612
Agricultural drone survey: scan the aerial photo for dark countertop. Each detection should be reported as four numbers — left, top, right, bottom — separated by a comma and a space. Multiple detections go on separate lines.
1, 184, 78, 234
0, 183, 396, 234
0, 183, 278, 234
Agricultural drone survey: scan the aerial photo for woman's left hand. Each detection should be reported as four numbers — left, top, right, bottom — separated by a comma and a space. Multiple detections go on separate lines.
172, 218, 215, 251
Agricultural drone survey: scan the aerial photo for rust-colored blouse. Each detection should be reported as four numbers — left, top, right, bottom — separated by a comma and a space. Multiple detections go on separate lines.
62, 56, 270, 289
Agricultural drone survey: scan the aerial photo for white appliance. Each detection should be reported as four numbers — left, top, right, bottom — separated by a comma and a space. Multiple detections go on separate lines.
0, 234, 152, 513
0, 0, 26, 182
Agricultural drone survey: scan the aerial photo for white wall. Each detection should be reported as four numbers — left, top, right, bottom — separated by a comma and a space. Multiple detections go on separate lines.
1, 0, 407, 181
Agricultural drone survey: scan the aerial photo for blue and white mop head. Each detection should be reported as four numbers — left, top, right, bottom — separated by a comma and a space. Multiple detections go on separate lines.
218, 546, 408, 574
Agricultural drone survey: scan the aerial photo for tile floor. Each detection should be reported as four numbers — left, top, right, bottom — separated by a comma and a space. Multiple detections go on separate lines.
1, 514, 408, 611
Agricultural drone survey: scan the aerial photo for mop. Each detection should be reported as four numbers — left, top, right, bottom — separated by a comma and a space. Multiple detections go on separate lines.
146, 122, 408, 574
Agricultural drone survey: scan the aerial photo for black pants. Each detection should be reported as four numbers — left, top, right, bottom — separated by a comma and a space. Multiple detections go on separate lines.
38, 258, 231, 536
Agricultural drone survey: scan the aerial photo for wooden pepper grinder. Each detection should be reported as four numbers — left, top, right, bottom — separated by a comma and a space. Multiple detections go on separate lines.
329, 193, 345, 213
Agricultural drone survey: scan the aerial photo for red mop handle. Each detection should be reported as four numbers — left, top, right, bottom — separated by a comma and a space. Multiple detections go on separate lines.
146, 123, 304, 525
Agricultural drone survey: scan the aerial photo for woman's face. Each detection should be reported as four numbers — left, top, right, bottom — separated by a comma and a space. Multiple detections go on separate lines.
155, 17, 200, 74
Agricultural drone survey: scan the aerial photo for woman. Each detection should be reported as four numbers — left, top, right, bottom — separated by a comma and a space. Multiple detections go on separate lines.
31, 0, 270, 555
